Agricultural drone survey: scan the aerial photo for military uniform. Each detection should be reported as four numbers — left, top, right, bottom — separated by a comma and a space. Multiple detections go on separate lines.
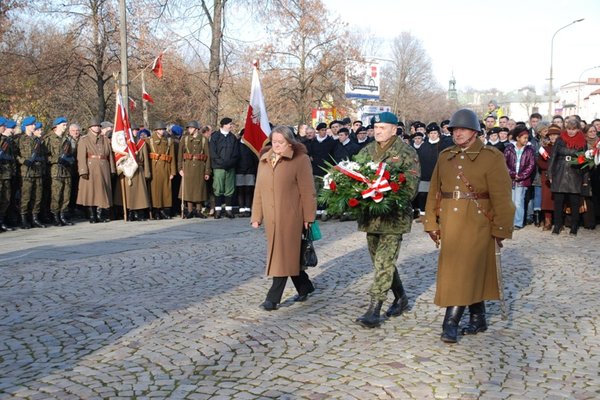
0, 134, 17, 230
17, 134, 46, 228
44, 132, 76, 225
178, 133, 211, 217
357, 135, 420, 303
114, 142, 151, 220
147, 132, 177, 218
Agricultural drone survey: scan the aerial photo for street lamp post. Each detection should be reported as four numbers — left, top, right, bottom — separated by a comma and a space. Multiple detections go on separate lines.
548, 18, 584, 118
577, 65, 600, 116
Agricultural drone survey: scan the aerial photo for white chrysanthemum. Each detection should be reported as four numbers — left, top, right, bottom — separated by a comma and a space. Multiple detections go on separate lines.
367, 161, 379, 170
338, 160, 360, 171
322, 173, 332, 190
585, 149, 594, 159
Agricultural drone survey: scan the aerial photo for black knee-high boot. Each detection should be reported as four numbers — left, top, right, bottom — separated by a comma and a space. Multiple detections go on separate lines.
441, 306, 466, 343
385, 268, 409, 317
461, 301, 487, 335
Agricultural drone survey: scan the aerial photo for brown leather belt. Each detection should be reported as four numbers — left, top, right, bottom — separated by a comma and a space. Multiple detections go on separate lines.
183, 153, 207, 161
441, 191, 490, 200
149, 152, 173, 162
87, 154, 108, 160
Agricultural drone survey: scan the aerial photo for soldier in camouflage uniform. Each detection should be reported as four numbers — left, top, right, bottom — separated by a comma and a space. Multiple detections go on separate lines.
17, 116, 47, 229
0, 118, 17, 231
355, 112, 420, 328
44, 117, 75, 226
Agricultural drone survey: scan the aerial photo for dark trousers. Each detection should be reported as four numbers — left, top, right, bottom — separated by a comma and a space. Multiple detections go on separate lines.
553, 192, 580, 229
266, 270, 314, 303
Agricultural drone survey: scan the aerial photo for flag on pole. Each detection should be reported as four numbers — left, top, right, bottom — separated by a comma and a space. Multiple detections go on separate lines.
129, 97, 137, 111
242, 60, 271, 156
151, 53, 163, 79
112, 91, 143, 179
142, 89, 155, 104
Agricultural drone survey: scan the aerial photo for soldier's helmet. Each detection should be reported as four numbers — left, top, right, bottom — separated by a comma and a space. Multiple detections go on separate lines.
186, 121, 200, 130
154, 121, 167, 130
448, 109, 481, 132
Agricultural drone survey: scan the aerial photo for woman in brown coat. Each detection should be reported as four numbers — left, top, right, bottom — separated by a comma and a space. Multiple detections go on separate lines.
251, 126, 317, 310
537, 125, 561, 230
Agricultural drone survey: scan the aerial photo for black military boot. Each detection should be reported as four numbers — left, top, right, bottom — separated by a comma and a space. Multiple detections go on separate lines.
385, 269, 409, 318
127, 210, 136, 222
89, 207, 98, 223
441, 306, 466, 343
133, 210, 146, 221
159, 208, 171, 219
53, 212, 64, 226
32, 214, 46, 228
0, 217, 13, 232
60, 211, 73, 226
97, 207, 110, 223
356, 300, 384, 328
461, 302, 488, 335
21, 214, 31, 229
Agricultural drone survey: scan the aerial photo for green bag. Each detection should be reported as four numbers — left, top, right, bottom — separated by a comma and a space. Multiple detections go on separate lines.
310, 220, 322, 241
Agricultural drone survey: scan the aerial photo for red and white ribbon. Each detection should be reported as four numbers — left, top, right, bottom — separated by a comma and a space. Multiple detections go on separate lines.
334, 162, 391, 203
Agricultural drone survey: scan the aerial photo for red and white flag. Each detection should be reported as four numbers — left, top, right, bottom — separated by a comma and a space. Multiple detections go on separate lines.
112, 91, 144, 179
142, 89, 155, 104
151, 53, 163, 79
242, 60, 271, 156
128, 97, 137, 111
538, 146, 549, 160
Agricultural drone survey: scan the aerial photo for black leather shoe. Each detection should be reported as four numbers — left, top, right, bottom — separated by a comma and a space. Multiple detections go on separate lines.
160, 209, 171, 219
569, 226, 578, 236
260, 301, 279, 311
53, 213, 64, 226
194, 209, 206, 219
32, 214, 46, 228
133, 210, 146, 221
293, 294, 308, 302
461, 302, 488, 335
552, 225, 562, 235
441, 306, 466, 343
225, 210, 235, 219
60, 211, 73, 226
356, 300, 384, 328
214, 210, 222, 219
89, 207, 98, 224
386, 293, 409, 318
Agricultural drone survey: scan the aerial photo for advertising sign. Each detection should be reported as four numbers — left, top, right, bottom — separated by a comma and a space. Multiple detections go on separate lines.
345, 61, 380, 100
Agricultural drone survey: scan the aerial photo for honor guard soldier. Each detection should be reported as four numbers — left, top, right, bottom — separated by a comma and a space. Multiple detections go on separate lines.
147, 121, 177, 219
17, 116, 47, 229
0, 118, 17, 231
178, 121, 211, 218
77, 118, 116, 223
45, 117, 75, 226
424, 109, 515, 344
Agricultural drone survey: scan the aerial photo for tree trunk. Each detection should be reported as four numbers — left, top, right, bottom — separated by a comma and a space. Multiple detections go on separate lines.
208, 0, 223, 128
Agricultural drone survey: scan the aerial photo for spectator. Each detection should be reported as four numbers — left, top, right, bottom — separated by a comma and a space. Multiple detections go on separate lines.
209, 117, 239, 219
504, 126, 536, 229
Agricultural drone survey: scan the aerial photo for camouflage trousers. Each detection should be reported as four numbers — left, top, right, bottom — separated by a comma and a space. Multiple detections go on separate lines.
0, 179, 10, 217
366, 233, 402, 301
21, 177, 43, 214
50, 177, 71, 214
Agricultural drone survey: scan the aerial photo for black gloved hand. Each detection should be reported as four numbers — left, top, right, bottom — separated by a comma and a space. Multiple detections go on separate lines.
24, 159, 33, 167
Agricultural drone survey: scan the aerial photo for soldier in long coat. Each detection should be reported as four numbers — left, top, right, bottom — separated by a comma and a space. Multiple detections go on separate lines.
424, 109, 515, 344
178, 121, 211, 218
251, 126, 317, 311
354, 112, 420, 328
114, 139, 151, 221
77, 118, 116, 223
0, 119, 17, 231
44, 117, 75, 226
147, 121, 176, 219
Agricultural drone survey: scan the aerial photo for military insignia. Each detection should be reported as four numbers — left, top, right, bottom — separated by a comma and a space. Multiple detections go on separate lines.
374, 115, 380, 122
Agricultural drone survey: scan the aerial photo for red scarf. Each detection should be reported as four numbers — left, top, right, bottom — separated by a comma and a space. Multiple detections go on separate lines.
560, 131, 586, 149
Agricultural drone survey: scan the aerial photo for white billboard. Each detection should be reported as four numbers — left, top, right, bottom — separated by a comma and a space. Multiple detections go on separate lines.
345, 61, 380, 100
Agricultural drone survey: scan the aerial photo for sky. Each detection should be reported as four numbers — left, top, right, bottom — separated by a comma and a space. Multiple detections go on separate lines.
324, 0, 600, 93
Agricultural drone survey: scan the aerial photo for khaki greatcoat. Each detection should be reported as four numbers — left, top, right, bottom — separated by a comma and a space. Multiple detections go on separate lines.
177, 133, 211, 202
423, 140, 515, 307
76, 133, 115, 208
251, 143, 317, 277
147, 132, 176, 208
114, 143, 151, 210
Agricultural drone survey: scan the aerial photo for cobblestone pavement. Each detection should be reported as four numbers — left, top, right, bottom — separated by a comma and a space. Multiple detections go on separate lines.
0, 217, 599, 399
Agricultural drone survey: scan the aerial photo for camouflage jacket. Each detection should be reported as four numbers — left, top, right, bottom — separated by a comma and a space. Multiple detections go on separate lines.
44, 133, 75, 179
357, 136, 420, 234
17, 134, 46, 178
0, 135, 16, 179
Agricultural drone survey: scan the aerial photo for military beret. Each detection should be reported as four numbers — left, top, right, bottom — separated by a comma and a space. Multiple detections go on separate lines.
499, 127, 509, 132
316, 122, 327, 130
413, 131, 425, 138
441, 119, 450, 127
341, 117, 352, 125
373, 112, 398, 125
426, 123, 440, 133
154, 121, 167, 130
219, 117, 233, 127
53, 117, 67, 127
171, 125, 184, 136
0, 117, 6, 126
413, 121, 426, 130
338, 127, 350, 135
89, 118, 102, 128
355, 126, 368, 134
5, 120, 16, 129
186, 121, 199, 129
34, 122, 43, 130
22, 116, 36, 127
489, 127, 502, 135
137, 128, 151, 139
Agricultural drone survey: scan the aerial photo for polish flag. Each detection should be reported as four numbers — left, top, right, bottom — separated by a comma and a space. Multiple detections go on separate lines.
129, 97, 137, 111
242, 60, 271, 156
112, 91, 143, 178
151, 53, 163, 79
142, 90, 155, 104
538, 146, 549, 160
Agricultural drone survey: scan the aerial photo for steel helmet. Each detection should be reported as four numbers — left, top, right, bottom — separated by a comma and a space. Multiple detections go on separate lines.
448, 109, 481, 132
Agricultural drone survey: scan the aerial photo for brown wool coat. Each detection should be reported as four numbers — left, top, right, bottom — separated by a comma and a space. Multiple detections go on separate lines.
177, 134, 211, 202
114, 143, 151, 210
251, 144, 317, 277
423, 140, 515, 307
147, 132, 177, 207
76, 133, 115, 208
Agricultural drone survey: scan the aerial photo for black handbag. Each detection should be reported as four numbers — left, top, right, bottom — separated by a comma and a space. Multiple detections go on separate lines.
300, 225, 318, 268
